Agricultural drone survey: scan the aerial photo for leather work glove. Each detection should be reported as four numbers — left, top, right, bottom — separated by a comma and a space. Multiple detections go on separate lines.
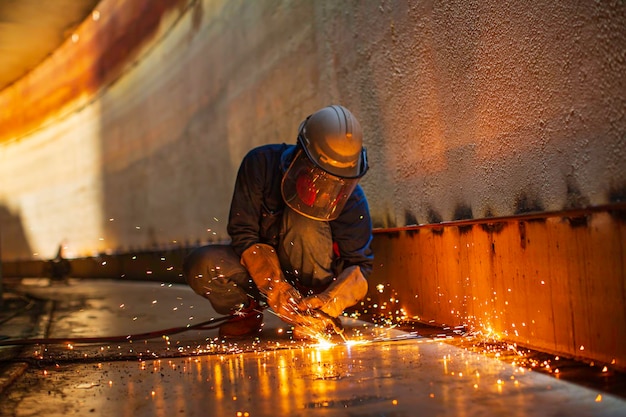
292, 309, 345, 340
241, 243, 303, 324
298, 266, 368, 318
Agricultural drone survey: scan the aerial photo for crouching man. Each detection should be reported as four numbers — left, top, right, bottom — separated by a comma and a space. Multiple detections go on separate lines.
184, 105, 373, 339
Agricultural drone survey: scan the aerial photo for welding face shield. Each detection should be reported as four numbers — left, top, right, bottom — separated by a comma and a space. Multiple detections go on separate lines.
281, 148, 365, 221
281, 105, 368, 221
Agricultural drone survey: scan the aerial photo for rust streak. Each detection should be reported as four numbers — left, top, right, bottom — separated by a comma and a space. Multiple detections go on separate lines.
373, 203, 626, 234
0, 0, 186, 143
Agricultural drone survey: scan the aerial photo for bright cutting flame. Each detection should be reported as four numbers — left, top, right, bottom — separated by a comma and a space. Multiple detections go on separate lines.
312, 339, 335, 350
345, 339, 369, 347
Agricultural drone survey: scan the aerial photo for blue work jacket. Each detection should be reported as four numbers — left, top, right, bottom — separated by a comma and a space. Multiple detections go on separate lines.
227, 143, 373, 278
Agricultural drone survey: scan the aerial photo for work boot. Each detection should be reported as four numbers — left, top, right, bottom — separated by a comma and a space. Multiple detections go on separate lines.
219, 301, 264, 339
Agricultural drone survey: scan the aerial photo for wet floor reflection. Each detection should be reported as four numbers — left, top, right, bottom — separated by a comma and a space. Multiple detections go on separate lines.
4, 280, 625, 417
168, 341, 616, 416
10, 339, 624, 417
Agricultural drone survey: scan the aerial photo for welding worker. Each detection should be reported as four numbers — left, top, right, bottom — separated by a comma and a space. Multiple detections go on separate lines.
183, 105, 373, 339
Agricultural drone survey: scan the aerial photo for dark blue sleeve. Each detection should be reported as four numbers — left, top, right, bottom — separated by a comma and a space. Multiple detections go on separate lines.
227, 149, 267, 257
227, 145, 286, 257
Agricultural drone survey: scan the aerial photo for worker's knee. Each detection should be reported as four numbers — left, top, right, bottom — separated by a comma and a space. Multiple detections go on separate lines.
183, 244, 257, 314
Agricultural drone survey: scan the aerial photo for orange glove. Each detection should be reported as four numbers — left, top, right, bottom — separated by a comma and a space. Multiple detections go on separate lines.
298, 266, 368, 318
241, 243, 303, 324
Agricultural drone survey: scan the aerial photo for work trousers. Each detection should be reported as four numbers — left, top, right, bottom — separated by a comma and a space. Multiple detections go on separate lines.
183, 207, 334, 314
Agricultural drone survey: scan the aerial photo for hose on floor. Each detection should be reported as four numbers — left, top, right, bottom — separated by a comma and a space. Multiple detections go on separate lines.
0, 314, 237, 347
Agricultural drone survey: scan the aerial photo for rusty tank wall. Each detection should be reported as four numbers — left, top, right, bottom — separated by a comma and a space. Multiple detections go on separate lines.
367, 207, 626, 370
0, 0, 624, 368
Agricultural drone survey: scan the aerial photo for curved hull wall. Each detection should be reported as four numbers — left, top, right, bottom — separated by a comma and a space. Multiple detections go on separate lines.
0, 0, 624, 259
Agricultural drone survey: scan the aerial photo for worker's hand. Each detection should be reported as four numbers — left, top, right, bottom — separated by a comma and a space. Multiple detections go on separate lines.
265, 280, 304, 323
298, 266, 368, 318
241, 243, 303, 324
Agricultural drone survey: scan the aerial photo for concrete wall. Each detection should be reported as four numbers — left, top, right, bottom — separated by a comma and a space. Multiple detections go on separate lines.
0, 0, 624, 367
1, 0, 624, 258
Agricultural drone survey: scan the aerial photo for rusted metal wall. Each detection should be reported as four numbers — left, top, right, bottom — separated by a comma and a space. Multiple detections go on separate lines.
368, 206, 626, 370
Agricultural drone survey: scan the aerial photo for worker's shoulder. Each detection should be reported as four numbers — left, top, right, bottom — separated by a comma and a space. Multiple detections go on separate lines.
247, 143, 291, 155
243, 143, 292, 162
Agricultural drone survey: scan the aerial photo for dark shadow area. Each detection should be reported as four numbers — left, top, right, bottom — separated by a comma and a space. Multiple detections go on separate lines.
0, 205, 32, 260
42, 245, 71, 282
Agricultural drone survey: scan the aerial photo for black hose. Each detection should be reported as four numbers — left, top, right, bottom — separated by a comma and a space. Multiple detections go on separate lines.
0, 293, 36, 326
0, 315, 233, 347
